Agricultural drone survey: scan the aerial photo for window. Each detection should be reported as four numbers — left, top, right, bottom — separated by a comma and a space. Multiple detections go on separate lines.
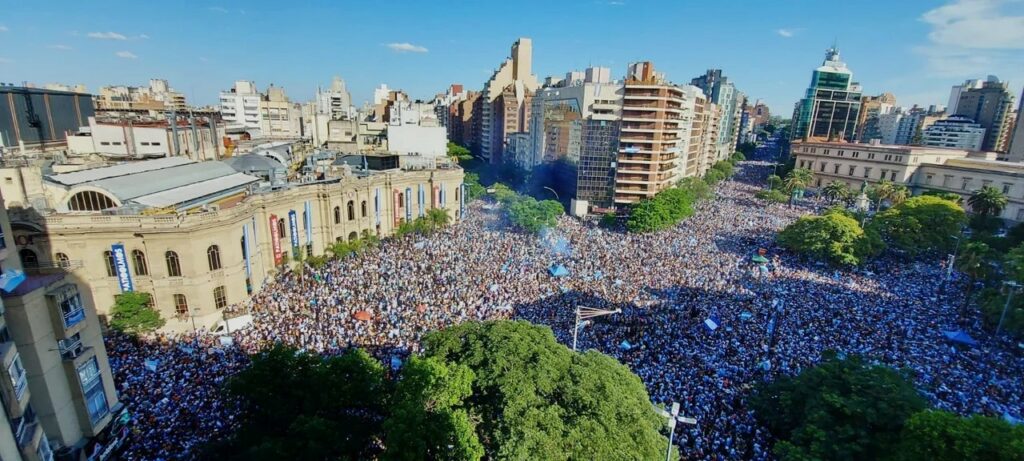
867, 153, 876, 160
77, 357, 109, 424
207, 245, 222, 271
100, 142, 110, 146
140, 142, 150, 146
863, 168, 872, 178
56, 252, 70, 268
68, 191, 116, 211
852, 152, 860, 158
890, 171, 897, 181
347, 200, 355, 221
880, 169, 887, 179
943, 175, 954, 188
925, 174, 934, 185
151, 142, 161, 146
19, 249, 38, 268
277, 219, 286, 238
165, 251, 182, 277
213, 286, 227, 309
56, 286, 85, 329
58, 332, 83, 359
240, 236, 247, 261
819, 162, 826, 172
302, 211, 308, 230
8, 353, 27, 400
103, 251, 116, 277
848, 165, 856, 176
174, 294, 189, 315
349, 232, 358, 242
833, 164, 840, 174
334, 206, 341, 224
1003, 183, 1012, 195
131, 250, 148, 276
961, 178, 971, 190
361, 201, 367, 218
36, 436, 53, 461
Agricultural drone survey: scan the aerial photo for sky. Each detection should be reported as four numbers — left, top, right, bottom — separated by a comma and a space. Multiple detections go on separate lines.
0, 0, 1022, 115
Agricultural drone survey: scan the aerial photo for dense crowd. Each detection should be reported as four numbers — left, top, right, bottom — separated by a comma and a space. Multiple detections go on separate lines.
108, 156, 1024, 460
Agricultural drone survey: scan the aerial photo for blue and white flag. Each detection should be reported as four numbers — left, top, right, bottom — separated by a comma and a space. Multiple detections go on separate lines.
704, 316, 720, 331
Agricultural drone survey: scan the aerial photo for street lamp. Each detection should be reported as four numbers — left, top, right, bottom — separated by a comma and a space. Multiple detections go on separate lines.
946, 235, 962, 282
653, 402, 697, 461
543, 186, 560, 201
997, 281, 1021, 338
572, 305, 621, 351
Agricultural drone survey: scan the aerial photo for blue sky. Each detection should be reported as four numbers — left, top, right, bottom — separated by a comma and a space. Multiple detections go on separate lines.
0, 0, 1021, 115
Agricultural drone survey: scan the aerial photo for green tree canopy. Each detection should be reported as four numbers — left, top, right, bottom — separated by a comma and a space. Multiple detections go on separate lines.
506, 198, 563, 233
783, 168, 813, 192
627, 198, 673, 233
968, 185, 1009, 217
777, 211, 882, 266
893, 410, 1024, 461
447, 142, 473, 161
410, 321, 671, 461
108, 292, 164, 335
203, 346, 389, 460
869, 195, 966, 256
750, 352, 928, 461
822, 181, 850, 203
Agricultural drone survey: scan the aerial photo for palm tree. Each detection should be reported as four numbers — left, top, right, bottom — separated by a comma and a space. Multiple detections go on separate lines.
871, 180, 896, 210
822, 181, 850, 204
968, 186, 1008, 217
426, 208, 451, 230
784, 168, 813, 192
889, 185, 910, 207
955, 241, 992, 312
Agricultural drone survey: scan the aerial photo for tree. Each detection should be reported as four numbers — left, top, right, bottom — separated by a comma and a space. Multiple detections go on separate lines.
710, 160, 735, 178
447, 142, 473, 162
921, 189, 963, 203
889, 185, 910, 207
463, 173, 487, 202
677, 177, 712, 200
108, 292, 164, 335
203, 346, 389, 460
704, 169, 726, 184
384, 357, 484, 461
599, 212, 618, 229
750, 352, 927, 461
955, 241, 993, 311
506, 198, 563, 233
766, 174, 784, 191
777, 212, 881, 266
893, 410, 1024, 461
822, 181, 850, 204
627, 198, 672, 233
868, 195, 967, 256
968, 186, 1009, 217
978, 287, 1024, 338
414, 321, 671, 461
426, 208, 451, 231
755, 189, 789, 203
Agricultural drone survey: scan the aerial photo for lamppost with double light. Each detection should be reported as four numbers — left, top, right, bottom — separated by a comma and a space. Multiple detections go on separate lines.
572, 305, 621, 352
654, 402, 697, 461
997, 280, 1021, 338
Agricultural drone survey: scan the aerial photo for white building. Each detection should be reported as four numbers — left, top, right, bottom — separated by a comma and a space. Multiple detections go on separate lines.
219, 81, 262, 131
219, 81, 301, 139
65, 116, 223, 161
385, 101, 447, 157
922, 116, 986, 151
316, 76, 355, 121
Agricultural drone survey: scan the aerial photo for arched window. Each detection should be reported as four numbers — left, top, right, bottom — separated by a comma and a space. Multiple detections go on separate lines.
398, 193, 404, 206
336, 236, 343, 243
240, 236, 247, 261
455, 187, 460, 203
207, 245, 222, 271
131, 249, 148, 276
173, 294, 189, 315
103, 251, 116, 277
68, 191, 116, 211
334, 206, 341, 224
277, 219, 286, 238
56, 252, 70, 268
360, 201, 367, 218
213, 286, 227, 309
165, 251, 181, 277
348, 231, 358, 242
347, 200, 355, 221
19, 249, 37, 268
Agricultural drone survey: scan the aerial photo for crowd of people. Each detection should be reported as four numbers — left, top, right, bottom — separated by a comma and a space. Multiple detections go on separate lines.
108, 154, 1024, 460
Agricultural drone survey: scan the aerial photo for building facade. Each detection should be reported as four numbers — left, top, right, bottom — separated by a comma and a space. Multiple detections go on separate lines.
791, 47, 862, 142
478, 38, 540, 164
855, 93, 897, 142
95, 79, 186, 112
922, 116, 986, 151
219, 81, 262, 132
0, 87, 95, 152
66, 116, 223, 161
1008, 89, 1024, 163
953, 76, 1016, 153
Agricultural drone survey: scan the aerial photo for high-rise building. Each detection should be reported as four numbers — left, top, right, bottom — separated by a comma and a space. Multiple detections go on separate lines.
947, 79, 984, 115
921, 116, 986, 151
678, 85, 707, 178
791, 46, 862, 142
1008, 89, 1024, 163
219, 81, 301, 139
219, 81, 262, 131
691, 69, 742, 157
615, 62, 684, 206
747, 100, 771, 131
0, 192, 121, 461
316, 76, 354, 121
856, 93, 897, 142
479, 38, 540, 164
953, 76, 1016, 153
449, 91, 480, 151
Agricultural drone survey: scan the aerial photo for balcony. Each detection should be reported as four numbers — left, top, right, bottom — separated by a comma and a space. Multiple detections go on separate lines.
1, 343, 30, 419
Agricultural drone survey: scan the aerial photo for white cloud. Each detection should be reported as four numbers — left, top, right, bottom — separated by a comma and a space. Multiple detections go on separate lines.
115, 51, 138, 59
208, 6, 228, 13
0, 25, 9, 32
917, 0, 1024, 77
386, 42, 428, 53
48, 44, 74, 51
776, 28, 795, 38
88, 31, 127, 40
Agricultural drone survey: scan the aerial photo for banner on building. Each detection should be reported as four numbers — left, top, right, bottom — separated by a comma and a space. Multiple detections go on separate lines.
303, 201, 313, 245
110, 243, 133, 292
460, 183, 466, 218
405, 187, 412, 223
418, 184, 425, 217
375, 188, 381, 226
242, 224, 252, 279
288, 210, 300, 258
269, 215, 282, 265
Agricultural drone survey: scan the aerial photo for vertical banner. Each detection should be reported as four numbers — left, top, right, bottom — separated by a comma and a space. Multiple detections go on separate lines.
460, 183, 466, 219
110, 244, 133, 292
375, 188, 381, 226
303, 200, 313, 245
288, 210, 300, 258
440, 185, 446, 207
418, 185, 425, 218
433, 185, 440, 208
405, 187, 412, 223
242, 224, 252, 279
269, 215, 282, 265
393, 189, 401, 225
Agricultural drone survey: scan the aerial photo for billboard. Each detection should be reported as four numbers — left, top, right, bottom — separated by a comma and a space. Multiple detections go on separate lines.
110, 244, 133, 292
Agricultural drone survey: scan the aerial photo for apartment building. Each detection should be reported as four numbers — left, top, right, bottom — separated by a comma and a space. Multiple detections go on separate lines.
922, 116, 986, 151
479, 38, 540, 164
953, 76, 1017, 153
792, 140, 1024, 221
1008, 90, 1024, 163
448, 91, 480, 151
95, 79, 186, 112
0, 193, 120, 461
614, 62, 685, 206
678, 85, 707, 178
219, 81, 262, 131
